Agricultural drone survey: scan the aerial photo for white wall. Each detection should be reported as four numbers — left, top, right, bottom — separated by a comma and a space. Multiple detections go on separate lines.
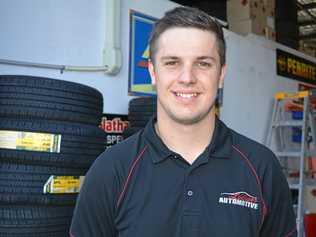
0, 0, 179, 114
0, 0, 315, 143
222, 32, 316, 142
223, 32, 292, 142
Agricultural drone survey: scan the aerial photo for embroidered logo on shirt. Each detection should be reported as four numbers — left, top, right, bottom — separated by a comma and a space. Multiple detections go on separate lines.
218, 191, 258, 210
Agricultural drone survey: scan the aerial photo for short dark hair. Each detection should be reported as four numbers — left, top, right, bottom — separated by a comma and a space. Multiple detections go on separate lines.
149, 6, 226, 66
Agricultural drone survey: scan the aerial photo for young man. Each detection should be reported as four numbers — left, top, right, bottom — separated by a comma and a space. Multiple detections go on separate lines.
70, 6, 297, 237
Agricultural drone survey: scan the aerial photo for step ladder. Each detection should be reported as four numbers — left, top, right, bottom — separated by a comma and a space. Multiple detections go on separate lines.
265, 90, 316, 237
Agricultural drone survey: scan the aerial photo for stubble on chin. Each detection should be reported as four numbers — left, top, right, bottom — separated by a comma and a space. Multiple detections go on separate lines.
157, 98, 215, 126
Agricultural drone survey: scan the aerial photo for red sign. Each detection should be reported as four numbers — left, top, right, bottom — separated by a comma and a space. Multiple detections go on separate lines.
99, 114, 129, 148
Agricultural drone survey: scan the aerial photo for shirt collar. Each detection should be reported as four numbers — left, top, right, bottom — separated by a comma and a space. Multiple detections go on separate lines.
206, 117, 233, 159
143, 117, 173, 163
143, 116, 233, 164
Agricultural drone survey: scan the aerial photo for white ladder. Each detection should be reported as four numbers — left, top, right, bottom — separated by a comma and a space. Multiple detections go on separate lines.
265, 90, 316, 237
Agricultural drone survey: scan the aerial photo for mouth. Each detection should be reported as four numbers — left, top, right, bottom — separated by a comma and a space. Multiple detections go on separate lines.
172, 91, 200, 102
174, 92, 198, 98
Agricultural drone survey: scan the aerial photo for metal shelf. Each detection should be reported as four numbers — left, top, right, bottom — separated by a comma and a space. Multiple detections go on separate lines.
288, 178, 316, 189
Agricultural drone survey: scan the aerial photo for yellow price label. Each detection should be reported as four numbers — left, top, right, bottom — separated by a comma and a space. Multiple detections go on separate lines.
43, 176, 85, 194
0, 130, 61, 152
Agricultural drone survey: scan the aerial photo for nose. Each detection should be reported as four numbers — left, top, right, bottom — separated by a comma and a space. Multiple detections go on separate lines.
178, 64, 197, 84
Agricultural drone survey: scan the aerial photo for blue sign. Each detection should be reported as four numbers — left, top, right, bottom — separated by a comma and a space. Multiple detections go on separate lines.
129, 10, 157, 95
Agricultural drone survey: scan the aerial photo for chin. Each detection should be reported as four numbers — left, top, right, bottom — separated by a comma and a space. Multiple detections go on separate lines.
158, 100, 215, 125
170, 113, 209, 125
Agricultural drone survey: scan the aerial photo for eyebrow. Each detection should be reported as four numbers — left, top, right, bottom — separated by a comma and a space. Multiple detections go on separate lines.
160, 56, 179, 61
196, 56, 216, 61
160, 56, 216, 61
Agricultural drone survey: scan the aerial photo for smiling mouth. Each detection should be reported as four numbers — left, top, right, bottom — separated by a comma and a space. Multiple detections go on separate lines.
174, 92, 198, 98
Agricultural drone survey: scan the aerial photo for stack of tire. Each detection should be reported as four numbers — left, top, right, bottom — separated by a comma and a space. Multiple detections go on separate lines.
123, 96, 157, 139
0, 75, 106, 237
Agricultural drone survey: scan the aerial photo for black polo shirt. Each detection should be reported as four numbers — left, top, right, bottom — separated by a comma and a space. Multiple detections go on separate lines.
70, 117, 297, 237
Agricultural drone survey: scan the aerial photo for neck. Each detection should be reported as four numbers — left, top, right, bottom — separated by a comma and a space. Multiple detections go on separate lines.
155, 111, 216, 164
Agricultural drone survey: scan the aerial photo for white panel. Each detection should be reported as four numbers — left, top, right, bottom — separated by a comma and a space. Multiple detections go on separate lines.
222, 32, 301, 143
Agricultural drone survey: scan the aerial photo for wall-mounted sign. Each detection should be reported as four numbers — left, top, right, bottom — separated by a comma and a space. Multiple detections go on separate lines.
277, 49, 316, 85
128, 10, 157, 95
99, 114, 129, 149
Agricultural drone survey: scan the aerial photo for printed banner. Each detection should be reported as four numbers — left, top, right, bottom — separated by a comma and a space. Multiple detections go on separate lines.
128, 10, 157, 95
277, 48, 316, 85
99, 114, 129, 148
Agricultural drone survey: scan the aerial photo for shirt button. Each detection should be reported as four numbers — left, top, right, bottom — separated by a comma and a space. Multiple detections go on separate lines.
187, 190, 194, 196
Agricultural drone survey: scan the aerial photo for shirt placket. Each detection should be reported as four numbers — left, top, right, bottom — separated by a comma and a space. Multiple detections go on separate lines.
181, 168, 201, 237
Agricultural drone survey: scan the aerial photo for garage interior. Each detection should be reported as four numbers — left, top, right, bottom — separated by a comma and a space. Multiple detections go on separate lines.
1, 0, 316, 236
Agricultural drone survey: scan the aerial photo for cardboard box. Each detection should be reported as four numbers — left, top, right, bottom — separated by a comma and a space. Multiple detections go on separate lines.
264, 0, 275, 17
264, 26, 276, 41
228, 0, 274, 37
227, 0, 267, 22
305, 186, 316, 213
229, 15, 267, 36
266, 15, 275, 29
263, 0, 275, 9
227, 0, 252, 21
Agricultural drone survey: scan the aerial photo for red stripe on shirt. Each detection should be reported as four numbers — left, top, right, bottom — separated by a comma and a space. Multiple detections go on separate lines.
232, 145, 268, 229
284, 227, 297, 237
116, 145, 148, 208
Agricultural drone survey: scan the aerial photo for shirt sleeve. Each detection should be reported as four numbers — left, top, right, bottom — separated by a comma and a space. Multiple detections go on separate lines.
259, 153, 297, 237
70, 154, 118, 237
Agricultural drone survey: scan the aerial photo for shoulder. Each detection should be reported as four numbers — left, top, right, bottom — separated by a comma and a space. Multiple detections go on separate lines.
99, 130, 143, 161
228, 128, 285, 188
84, 129, 147, 187
228, 128, 289, 193
230, 129, 278, 168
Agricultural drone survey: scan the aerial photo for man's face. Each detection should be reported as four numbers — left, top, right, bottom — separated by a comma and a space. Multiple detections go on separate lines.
148, 27, 226, 125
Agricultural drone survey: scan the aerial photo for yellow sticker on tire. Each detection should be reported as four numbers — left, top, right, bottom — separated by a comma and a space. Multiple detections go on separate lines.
0, 130, 61, 152
43, 176, 85, 194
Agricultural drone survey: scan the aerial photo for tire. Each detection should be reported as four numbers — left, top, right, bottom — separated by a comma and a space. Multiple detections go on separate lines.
0, 192, 77, 206
128, 111, 155, 117
128, 114, 154, 122
0, 163, 86, 205
0, 118, 106, 168
0, 205, 73, 236
128, 105, 156, 113
0, 100, 102, 126
128, 97, 156, 129
0, 75, 103, 125
0, 231, 69, 237
128, 117, 153, 127
129, 96, 157, 107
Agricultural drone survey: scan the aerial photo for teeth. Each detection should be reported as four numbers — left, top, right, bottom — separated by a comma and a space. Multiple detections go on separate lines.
176, 92, 197, 98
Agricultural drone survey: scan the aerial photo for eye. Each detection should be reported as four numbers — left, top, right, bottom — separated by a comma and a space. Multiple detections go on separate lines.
164, 60, 178, 67
197, 61, 212, 69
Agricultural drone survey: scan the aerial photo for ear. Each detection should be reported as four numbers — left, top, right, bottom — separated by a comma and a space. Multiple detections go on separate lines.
219, 64, 227, 88
148, 59, 156, 86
